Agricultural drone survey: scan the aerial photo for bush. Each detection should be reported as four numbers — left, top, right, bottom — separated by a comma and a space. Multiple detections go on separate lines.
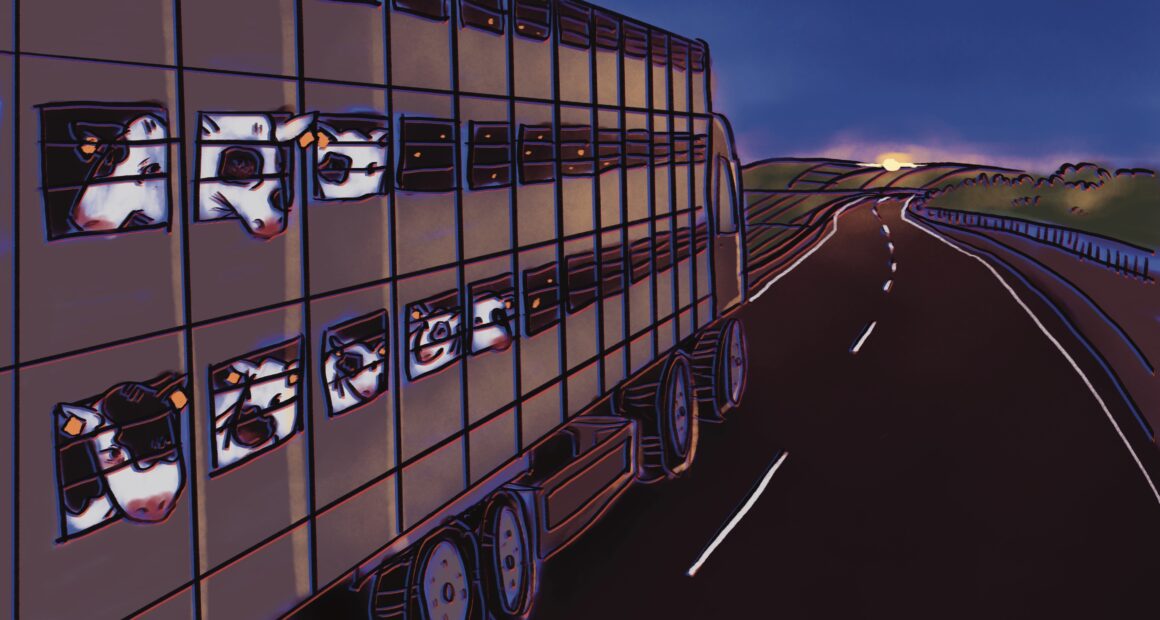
924, 163, 1160, 250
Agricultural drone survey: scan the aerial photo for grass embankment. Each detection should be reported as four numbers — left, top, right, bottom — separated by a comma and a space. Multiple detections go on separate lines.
923, 163, 1160, 250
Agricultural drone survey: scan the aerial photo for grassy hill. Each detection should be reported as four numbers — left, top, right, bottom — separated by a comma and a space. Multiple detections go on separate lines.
923, 163, 1160, 250
742, 157, 1019, 196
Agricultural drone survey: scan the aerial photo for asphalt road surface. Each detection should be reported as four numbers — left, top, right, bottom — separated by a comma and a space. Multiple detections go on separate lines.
529, 198, 1160, 620
302, 198, 1160, 619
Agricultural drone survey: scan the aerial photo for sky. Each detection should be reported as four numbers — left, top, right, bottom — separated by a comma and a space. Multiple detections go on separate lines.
605, 0, 1160, 173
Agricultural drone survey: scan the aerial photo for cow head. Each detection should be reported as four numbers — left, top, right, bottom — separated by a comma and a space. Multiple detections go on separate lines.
313, 119, 391, 201
407, 299, 463, 380
197, 112, 316, 239
212, 356, 301, 470
471, 293, 515, 354
67, 113, 170, 233
323, 336, 387, 414
55, 374, 187, 535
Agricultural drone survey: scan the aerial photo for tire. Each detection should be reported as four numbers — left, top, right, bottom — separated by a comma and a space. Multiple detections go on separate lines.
691, 318, 748, 422
478, 491, 538, 619
619, 353, 699, 482
369, 553, 412, 620
410, 523, 483, 620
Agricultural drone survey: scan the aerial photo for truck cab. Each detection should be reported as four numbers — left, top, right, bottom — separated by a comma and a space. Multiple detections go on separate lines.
709, 113, 747, 314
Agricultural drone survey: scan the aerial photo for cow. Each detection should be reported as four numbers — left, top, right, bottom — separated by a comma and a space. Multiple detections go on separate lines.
407, 301, 463, 379
313, 118, 391, 201
323, 335, 387, 414
54, 373, 187, 537
211, 355, 301, 470
67, 113, 170, 234
470, 293, 515, 354
197, 112, 316, 239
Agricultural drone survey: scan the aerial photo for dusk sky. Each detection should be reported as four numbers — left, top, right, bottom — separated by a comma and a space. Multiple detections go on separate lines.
606, 0, 1160, 172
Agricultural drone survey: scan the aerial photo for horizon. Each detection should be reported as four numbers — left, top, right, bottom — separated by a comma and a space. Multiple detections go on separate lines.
602, 0, 1160, 173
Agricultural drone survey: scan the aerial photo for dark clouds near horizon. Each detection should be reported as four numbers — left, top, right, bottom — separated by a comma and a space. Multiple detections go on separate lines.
605, 0, 1160, 171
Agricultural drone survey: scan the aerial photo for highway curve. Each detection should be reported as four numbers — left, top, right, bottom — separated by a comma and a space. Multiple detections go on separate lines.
530, 198, 1160, 620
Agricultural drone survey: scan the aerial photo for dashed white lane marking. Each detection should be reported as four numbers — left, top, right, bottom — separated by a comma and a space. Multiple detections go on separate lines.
850, 321, 878, 354
877, 197, 891, 204
748, 198, 865, 303
881, 224, 891, 236
887, 242, 895, 254
890, 261, 897, 273
883, 279, 893, 293
687, 451, 791, 577
901, 200, 1160, 508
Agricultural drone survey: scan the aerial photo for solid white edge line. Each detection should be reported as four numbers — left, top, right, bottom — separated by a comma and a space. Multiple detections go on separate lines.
901, 200, 1160, 507
748, 198, 863, 303
687, 451, 791, 577
883, 279, 893, 293
850, 321, 877, 354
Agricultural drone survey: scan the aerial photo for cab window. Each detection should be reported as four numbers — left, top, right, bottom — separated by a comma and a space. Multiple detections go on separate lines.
716, 156, 738, 234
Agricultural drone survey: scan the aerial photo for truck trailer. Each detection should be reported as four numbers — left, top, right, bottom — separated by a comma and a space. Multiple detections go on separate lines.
0, 0, 750, 618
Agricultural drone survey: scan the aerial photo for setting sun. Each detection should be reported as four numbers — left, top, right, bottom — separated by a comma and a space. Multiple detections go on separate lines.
856, 152, 921, 170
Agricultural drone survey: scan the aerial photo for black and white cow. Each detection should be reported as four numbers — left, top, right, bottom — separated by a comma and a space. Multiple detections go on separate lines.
407, 293, 464, 380
313, 116, 391, 201
322, 310, 389, 416
470, 292, 515, 354
323, 336, 387, 414
197, 112, 316, 239
55, 373, 187, 537
211, 343, 302, 470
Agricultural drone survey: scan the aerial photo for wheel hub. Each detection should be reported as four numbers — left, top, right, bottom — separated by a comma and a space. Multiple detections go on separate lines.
496, 506, 527, 611
422, 540, 470, 620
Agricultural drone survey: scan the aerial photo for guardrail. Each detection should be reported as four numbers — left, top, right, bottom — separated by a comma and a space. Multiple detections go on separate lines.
916, 205, 1154, 281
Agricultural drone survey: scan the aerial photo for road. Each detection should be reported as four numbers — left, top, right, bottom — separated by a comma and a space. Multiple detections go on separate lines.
529, 198, 1160, 619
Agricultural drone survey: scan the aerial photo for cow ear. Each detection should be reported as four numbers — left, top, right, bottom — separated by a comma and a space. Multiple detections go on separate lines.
275, 113, 317, 143
315, 128, 337, 150
57, 404, 103, 437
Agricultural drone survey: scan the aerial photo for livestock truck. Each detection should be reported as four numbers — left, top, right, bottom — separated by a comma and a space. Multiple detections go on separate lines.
0, 0, 750, 618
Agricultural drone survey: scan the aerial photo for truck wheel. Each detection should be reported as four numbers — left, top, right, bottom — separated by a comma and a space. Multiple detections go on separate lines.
369, 554, 412, 619
411, 523, 481, 620
691, 317, 748, 422
621, 353, 699, 482
479, 491, 537, 618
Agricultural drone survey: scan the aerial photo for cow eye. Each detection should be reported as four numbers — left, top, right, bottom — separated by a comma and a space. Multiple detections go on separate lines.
335, 351, 364, 377
218, 146, 263, 182
101, 447, 126, 466
317, 152, 352, 185
93, 143, 130, 179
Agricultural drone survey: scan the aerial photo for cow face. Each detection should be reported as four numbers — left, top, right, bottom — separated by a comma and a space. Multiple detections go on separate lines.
407, 293, 463, 380
322, 310, 389, 416
211, 342, 302, 471
39, 104, 173, 239
324, 338, 387, 412
197, 112, 316, 239
313, 118, 391, 201
54, 375, 188, 537
470, 282, 516, 355
68, 114, 171, 233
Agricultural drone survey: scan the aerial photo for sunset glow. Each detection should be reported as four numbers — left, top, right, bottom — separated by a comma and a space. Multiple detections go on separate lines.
857, 153, 921, 170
